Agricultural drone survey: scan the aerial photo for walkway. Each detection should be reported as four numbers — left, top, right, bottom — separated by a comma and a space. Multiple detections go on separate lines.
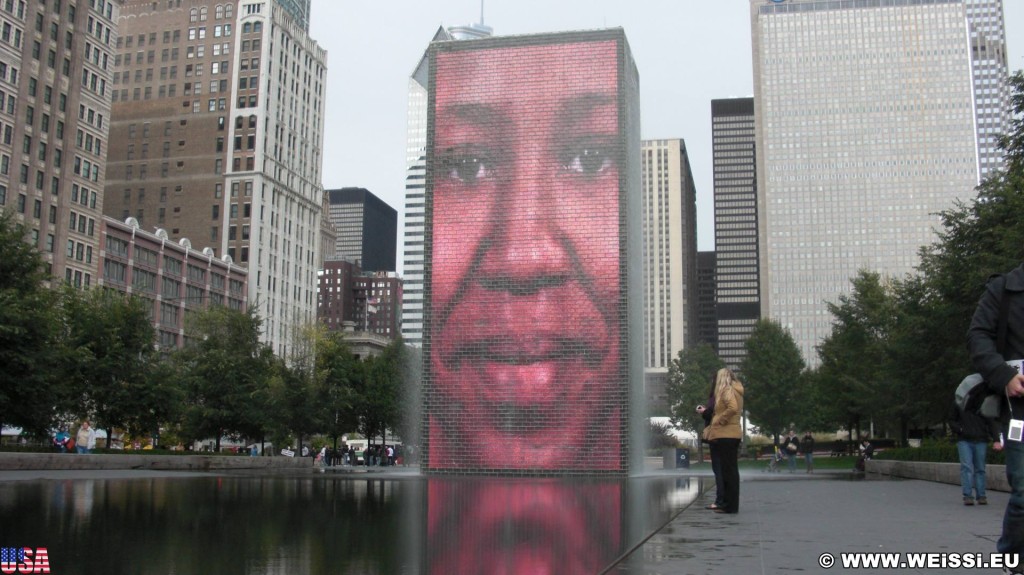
611, 470, 1008, 574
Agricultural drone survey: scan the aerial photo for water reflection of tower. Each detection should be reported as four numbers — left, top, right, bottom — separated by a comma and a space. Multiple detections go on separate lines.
427, 479, 622, 575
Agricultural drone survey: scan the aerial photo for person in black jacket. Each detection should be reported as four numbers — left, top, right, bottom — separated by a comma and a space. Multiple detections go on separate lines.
968, 265, 1024, 573
800, 432, 816, 473
950, 396, 1001, 505
783, 429, 800, 473
696, 381, 724, 511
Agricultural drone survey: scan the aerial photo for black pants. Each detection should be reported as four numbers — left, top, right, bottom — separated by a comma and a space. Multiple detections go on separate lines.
715, 438, 741, 513
708, 441, 725, 506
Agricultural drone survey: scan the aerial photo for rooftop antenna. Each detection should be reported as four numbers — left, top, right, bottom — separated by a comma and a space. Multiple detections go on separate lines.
480, 0, 485, 26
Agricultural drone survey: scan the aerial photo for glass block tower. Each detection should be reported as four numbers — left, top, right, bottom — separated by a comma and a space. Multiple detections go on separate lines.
422, 30, 641, 475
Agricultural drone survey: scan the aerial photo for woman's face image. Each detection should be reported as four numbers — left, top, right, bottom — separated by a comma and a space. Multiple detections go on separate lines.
427, 39, 624, 471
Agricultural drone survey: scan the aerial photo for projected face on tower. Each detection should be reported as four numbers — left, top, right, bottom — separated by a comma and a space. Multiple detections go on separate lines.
427, 37, 625, 472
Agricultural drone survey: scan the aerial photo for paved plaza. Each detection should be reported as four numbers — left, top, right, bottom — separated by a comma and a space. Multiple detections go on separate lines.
614, 470, 1008, 575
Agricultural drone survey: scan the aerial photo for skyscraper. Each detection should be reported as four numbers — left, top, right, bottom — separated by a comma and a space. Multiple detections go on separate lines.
105, 0, 327, 357
711, 97, 758, 372
274, 0, 311, 32
751, 0, 1003, 362
696, 251, 718, 351
965, 0, 1011, 179
641, 139, 698, 409
401, 24, 486, 347
325, 187, 397, 272
0, 0, 118, 288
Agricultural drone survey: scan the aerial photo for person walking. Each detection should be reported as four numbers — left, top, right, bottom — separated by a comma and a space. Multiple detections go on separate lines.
968, 265, 1024, 574
75, 420, 96, 454
704, 368, 744, 514
951, 393, 1001, 505
801, 431, 816, 473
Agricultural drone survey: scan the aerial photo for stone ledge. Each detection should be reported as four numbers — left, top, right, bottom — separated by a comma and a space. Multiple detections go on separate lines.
867, 459, 1009, 492
0, 452, 313, 471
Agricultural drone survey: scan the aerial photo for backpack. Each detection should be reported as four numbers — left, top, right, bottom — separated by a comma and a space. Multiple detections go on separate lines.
954, 373, 1001, 420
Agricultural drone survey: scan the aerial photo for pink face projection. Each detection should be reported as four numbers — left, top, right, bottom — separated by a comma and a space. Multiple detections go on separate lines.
426, 35, 628, 473
427, 479, 622, 574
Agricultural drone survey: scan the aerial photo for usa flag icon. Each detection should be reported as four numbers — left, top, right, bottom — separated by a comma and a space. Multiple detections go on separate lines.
0, 548, 25, 570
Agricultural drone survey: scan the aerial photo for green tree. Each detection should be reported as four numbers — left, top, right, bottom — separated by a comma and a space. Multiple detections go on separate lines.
270, 325, 329, 453
911, 71, 1024, 386
60, 288, 166, 443
1000, 71, 1024, 176
0, 212, 64, 435
314, 329, 362, 448
357, 339, 406, 446
816, 271, 893, 439
791, 368, 837, 433
174, 306, 275, 450
741, 319, 805, 442
885, 275, 953, 440
859, 71, 1024, 435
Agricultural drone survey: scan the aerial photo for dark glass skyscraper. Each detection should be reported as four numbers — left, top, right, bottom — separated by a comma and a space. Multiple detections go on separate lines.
712, 97, 758, 372
326, 187, 397, 273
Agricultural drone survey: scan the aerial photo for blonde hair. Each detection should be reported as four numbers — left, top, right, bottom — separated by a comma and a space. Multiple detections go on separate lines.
714, 368, 738, 404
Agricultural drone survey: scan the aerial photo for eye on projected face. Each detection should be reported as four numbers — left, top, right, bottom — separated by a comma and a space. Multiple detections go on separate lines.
428, 40, 624, 471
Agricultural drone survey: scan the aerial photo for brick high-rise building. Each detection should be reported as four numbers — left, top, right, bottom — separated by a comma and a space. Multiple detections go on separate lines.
318, 258, 402, 341
0, 0, 119, 288
105, 0, 327, 357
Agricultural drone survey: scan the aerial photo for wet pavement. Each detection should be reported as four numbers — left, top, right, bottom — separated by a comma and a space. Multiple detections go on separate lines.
610, 471, 1007, 574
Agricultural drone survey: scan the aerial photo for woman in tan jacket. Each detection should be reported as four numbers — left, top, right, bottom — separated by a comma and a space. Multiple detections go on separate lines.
705, 368, 744, 514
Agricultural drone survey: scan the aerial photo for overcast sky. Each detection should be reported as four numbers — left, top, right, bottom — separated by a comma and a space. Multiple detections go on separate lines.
310, 0, 1023, 264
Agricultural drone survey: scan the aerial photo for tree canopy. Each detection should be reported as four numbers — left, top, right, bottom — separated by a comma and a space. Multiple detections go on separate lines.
741, 319, 805, 442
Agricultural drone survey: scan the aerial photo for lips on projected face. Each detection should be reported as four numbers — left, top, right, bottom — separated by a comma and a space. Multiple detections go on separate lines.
434, 284, 614, 436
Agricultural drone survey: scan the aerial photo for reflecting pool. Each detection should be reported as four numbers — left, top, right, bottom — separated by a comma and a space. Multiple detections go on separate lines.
0, 472, 703, 574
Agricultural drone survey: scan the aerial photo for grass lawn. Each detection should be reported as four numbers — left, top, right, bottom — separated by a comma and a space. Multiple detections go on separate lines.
682, 454, 860, 472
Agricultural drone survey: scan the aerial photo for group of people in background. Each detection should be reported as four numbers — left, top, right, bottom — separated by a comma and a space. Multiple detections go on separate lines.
310, 444, 405, 467
780, 428, 816, 473
51, 420, 96, 454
